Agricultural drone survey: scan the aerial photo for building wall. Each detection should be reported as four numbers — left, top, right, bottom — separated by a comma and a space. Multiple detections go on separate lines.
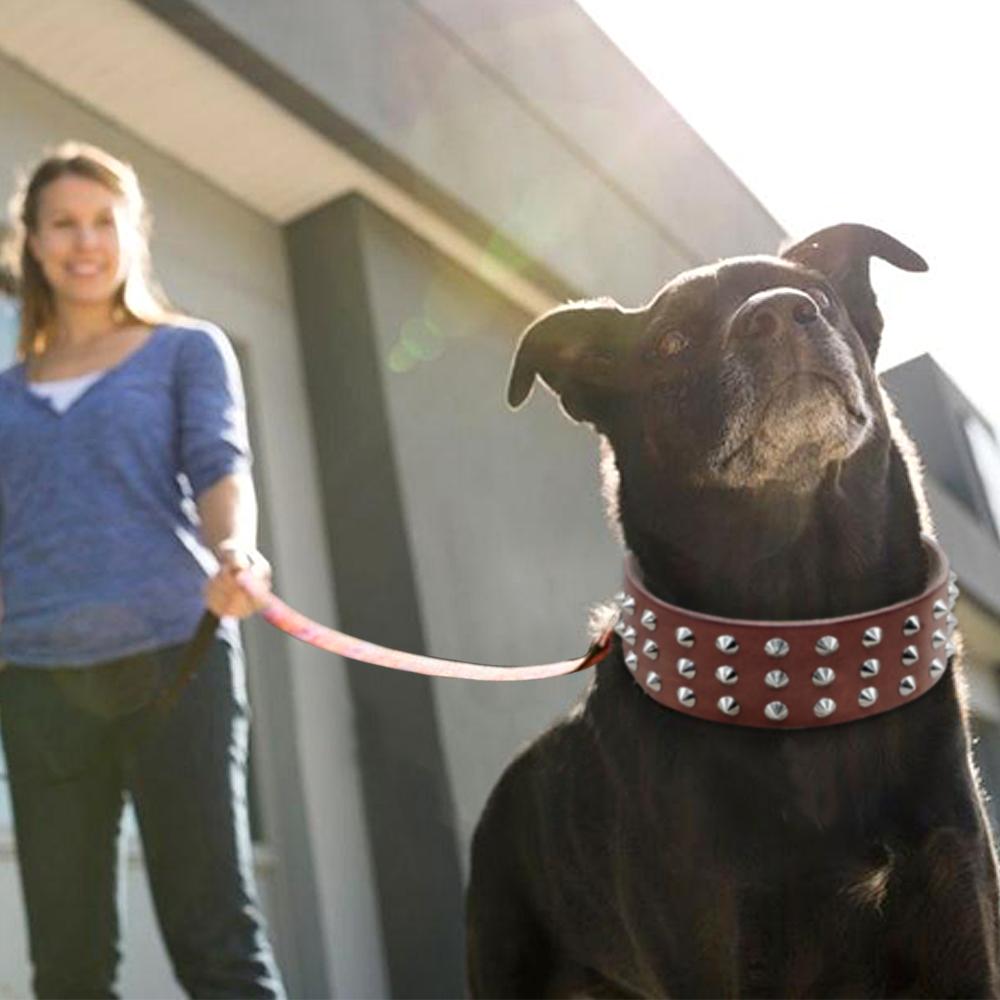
354, 199, 622, 864
286, 193, 627, 994
287, 194, 470, 997
0, 54, 386, 998
139, 0, 785, 304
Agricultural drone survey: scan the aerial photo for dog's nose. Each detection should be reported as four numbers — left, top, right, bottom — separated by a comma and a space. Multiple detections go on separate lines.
737, 288, 820, 341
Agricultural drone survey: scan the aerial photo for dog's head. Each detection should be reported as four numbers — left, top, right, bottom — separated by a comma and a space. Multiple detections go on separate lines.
509, 223, 925, 495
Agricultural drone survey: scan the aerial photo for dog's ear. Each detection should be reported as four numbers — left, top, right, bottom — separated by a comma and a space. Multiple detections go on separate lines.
781, 224, 927, 359
507, 299, 634, 425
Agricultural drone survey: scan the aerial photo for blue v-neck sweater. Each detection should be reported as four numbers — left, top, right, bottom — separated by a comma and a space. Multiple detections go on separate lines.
0, 323, 249, 667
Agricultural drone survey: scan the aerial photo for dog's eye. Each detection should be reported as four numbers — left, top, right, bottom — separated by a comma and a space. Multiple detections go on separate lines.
808, 287, 833, 311
651, 331, 688, 360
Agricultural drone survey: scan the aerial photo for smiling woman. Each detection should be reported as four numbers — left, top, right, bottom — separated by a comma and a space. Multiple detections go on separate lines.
0, 142, 285, 999
5, 146, 170, 363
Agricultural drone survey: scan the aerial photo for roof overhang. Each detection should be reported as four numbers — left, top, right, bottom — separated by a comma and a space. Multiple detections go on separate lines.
0, 0, 556, 315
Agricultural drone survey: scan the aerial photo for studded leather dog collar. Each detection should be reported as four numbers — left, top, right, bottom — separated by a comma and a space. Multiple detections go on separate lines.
615, 535, 957, 729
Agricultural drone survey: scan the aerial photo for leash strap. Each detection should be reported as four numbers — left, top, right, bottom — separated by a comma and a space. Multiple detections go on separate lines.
236, 570, 614, 681
156, 610, 220, 712
161, 576, 613, 709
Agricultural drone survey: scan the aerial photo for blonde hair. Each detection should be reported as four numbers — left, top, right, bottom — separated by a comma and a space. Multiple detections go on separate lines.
1, 141, 179, 359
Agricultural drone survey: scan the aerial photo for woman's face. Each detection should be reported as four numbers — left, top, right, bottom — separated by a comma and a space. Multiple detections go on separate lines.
27, 174, 135, 313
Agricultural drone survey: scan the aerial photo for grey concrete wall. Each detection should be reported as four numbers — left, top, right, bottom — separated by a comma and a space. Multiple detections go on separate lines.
0, 54, 387, 999
353, 199, 622, 874
140, 0, 785, 306
411, 0, 780, 260
286, 195, 467, 999
283, 190, 623, 993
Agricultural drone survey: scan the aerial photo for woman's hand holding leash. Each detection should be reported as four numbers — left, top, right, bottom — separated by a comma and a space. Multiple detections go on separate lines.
204, 542, 272, 619
164, 544, 272, 712
197, 471, 266, 618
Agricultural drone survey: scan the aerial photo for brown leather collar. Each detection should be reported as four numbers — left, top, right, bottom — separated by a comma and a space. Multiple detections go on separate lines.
615, 535, 957, 729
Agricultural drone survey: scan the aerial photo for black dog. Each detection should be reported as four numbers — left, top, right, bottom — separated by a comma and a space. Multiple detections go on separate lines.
466, 225, 1000, 998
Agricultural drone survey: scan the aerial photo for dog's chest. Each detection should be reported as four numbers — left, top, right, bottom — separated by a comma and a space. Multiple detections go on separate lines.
534, 705, 906, 996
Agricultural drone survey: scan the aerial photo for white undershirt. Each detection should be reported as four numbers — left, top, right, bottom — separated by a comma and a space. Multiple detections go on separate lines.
28, 370, 107, 413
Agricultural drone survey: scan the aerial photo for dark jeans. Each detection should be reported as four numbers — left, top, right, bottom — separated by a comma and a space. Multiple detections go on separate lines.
0, 638, 285, 999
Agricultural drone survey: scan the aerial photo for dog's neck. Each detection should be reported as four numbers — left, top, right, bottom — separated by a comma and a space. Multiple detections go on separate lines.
620, 446, 927, 621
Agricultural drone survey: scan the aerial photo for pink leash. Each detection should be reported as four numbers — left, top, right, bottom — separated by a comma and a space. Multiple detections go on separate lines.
236, 570, 615, 681
159, 574, 615, 709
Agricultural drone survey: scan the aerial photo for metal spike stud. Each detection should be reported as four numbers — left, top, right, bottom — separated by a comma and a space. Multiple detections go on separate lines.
814, 698, 837, 718
676, 657, 696, 679
901, 645, 919, 666
945, 640, 957, 660
903, 615, 921, 636
613, 591, 626, 605
640, 609, 657, 630
859, 687, 879, 708
642, 639, 659, 660
862, 626, 883, 648
677, 686, 696, 708
621, 625, 637, 646
620, 594, 636, 615
899, 675, 917, 696
932, 630, 947, 650
765, 701, 789, 722
676, 627, 695, 648
929, 659, 945, 679
717, 696, 740, 717
716, 635, 739, 654
946, 613, 958, 633
614, 619, 627, 636
765, 637, 790, 658
812, 667, 836, 687
624, 651, 638, 672
933, 599, 948, 619
645, 672, 662, 693
715, 665, 739, 686
860, 658, 880, 679
815, 635, 839, 656
949, 571, 958, 586
765, 670, 789, 689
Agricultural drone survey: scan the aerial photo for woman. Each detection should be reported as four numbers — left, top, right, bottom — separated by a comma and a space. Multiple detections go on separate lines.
0, 141, 285, 998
